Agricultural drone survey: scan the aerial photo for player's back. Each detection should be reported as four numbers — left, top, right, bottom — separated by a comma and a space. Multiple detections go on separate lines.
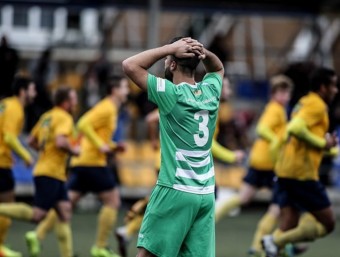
147, 73, 222, 194
249, 100, 287, 170
32, 107, 74, 181
276, 92, 328, 181
71, 98, 117, 167
0, 96, 24, 167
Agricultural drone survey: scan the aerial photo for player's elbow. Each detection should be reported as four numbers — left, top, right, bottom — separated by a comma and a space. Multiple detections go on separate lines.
122, 59, 135, 78
3, 133, 14, 146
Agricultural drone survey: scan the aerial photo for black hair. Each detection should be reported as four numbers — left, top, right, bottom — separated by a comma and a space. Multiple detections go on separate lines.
106, 75, 124, 95
53, 87, 72, 106
310, 67, 336, 92
168, 36, 200, 73
12, 76, 33, 96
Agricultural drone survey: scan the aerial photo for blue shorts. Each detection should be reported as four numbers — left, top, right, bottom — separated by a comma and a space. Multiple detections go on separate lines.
276, 178, 331, 212
34, 176, 68, 211
0, 168, 14, 193
67, 166, 116, 194
243, 167, 275, 189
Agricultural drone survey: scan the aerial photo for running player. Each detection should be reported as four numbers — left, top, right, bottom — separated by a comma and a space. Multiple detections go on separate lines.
0, 76, 36, 257
214, 75, 293, 256
123, 37, 223, 257
25, 76, 129, 257
0, 87, 79, 257
262, 67, 338, 257
31, 76, 128, 257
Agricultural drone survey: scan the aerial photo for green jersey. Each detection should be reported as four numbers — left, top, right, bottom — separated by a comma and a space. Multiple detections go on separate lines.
147, 73, 222, 194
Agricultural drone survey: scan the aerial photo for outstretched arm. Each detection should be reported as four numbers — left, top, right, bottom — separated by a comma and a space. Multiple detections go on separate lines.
122, 38, 203, 90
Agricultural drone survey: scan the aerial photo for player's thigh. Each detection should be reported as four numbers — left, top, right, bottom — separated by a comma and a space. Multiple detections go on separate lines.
179, 193, 215, 257
68, 190, 83, 207
137, 186, 200, 257
310, 207, 335, 233
238, 182, 257, 204
279, 206, 300, 231
55, 200, 72, 222
98, 187, 120, 209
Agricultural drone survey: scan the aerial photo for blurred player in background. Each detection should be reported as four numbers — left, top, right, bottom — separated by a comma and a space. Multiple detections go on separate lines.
115, 77, 245, 257
30, 76, 129, 257
262, 67, 338, 257
0, 76, 36, 257
0, 87, 79, 257
214, 75, 293, 256
123, 36, 224, 257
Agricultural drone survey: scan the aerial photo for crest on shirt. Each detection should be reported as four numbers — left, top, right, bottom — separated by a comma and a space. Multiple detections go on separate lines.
194, 89, 202, 96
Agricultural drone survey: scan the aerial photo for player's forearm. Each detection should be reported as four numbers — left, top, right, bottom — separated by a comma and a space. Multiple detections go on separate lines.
256, 124, 277, 142
211, 139, 237, 163
288, 118, 326, 148
122, 45, 172, 90
4, 133, 32, 162
324, 146, 339, 157
77, 117, 105, 148
124, 45, 172, 72
202, 49, 224, 74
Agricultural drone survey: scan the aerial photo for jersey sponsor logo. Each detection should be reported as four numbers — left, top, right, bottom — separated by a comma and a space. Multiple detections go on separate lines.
156, 77, 165, 92
194, 89, 202, 96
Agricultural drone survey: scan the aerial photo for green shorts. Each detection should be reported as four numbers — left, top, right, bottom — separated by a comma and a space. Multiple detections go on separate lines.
137, 185, 215, 257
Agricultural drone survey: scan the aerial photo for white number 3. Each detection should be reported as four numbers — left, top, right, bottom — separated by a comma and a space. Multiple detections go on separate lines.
194, 110, 209, 147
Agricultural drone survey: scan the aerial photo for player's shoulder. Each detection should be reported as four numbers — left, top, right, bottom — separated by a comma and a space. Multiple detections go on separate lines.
301, 92, 326, 111
95, 98, 114, 112
52, 107, 72, 122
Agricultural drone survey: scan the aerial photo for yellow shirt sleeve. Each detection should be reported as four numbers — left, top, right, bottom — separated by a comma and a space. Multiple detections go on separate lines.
3, 102, 31, 162
2, 101, 21, 135
257, 103, 281, 136
211, 139, 236, 163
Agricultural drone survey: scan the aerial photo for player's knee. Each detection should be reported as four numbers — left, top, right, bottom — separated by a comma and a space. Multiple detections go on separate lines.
32, 209, 47, 223
324, 218, 336, 234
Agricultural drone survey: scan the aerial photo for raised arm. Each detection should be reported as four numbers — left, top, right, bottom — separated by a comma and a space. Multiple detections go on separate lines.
122, 38, 203, 90
201, 49, 224, 79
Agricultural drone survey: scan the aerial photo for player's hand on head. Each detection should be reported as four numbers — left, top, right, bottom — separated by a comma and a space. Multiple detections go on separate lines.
171, 38, 204, 59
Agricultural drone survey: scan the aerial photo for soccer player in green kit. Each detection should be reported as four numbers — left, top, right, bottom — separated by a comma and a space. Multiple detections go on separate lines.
123, 37, 224, 257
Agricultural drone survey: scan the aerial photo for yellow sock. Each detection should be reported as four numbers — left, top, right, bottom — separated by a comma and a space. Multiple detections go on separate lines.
0, 203, 33, 221
36, 210, 58, 241
95, 206, 117, 248
215, 195, 241, 222
251, 212, 278, 252
0, 216, 11, 245
126, 215, 143, 237
274, 213, 327, 247
55, 222, 73, 257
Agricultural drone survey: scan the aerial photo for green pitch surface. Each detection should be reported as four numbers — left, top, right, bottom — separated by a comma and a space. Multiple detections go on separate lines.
5, 208, 340, 257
